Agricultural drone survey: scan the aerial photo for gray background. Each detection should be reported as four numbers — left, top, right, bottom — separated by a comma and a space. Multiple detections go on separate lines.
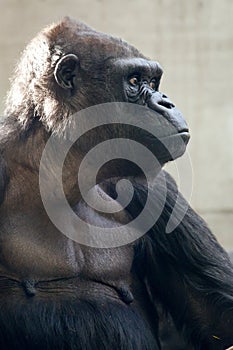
0, 0, 232, 248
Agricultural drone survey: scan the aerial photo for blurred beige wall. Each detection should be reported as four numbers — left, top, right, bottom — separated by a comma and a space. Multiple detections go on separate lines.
0, 0, 232, 248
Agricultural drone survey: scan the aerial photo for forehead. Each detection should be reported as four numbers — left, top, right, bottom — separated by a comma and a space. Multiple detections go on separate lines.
72, 34, 163, 78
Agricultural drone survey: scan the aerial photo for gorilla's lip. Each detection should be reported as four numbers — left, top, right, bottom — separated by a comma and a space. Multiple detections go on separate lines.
161, 130, 190, 143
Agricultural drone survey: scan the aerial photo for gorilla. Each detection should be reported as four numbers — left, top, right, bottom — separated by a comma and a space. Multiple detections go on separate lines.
0, 17, 233, 350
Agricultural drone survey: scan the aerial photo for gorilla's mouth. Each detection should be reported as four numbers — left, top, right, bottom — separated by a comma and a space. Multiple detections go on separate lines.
162, 129, 190, 140
149, 129, 190, 164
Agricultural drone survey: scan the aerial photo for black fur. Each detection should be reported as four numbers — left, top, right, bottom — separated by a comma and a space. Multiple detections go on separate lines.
0, 295, 158, 350
131, 172, 233, 349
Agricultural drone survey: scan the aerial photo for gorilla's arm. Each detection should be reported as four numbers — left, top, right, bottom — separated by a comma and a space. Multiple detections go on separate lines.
131, 171, 233, 349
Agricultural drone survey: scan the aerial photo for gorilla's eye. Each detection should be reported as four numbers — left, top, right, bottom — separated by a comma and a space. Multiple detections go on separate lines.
149, 80, 157, 90
129, 76, 140, 86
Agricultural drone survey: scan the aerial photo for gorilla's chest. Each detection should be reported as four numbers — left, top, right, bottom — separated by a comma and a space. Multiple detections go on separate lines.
0, 203, 134, 285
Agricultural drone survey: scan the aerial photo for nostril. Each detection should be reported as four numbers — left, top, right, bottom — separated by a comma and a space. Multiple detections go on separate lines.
158, 100, 175, 109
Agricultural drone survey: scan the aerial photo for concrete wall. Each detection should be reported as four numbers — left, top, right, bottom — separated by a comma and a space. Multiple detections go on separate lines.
0, 0, 232, 248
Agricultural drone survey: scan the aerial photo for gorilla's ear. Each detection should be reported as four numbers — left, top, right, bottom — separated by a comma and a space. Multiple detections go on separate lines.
54, 54, 79, 90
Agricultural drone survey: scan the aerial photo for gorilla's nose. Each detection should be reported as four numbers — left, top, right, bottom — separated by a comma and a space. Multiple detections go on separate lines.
147, 91, 189, 134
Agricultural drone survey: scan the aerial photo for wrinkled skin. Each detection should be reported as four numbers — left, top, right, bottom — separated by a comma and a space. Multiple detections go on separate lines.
0, 17, 233, 350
